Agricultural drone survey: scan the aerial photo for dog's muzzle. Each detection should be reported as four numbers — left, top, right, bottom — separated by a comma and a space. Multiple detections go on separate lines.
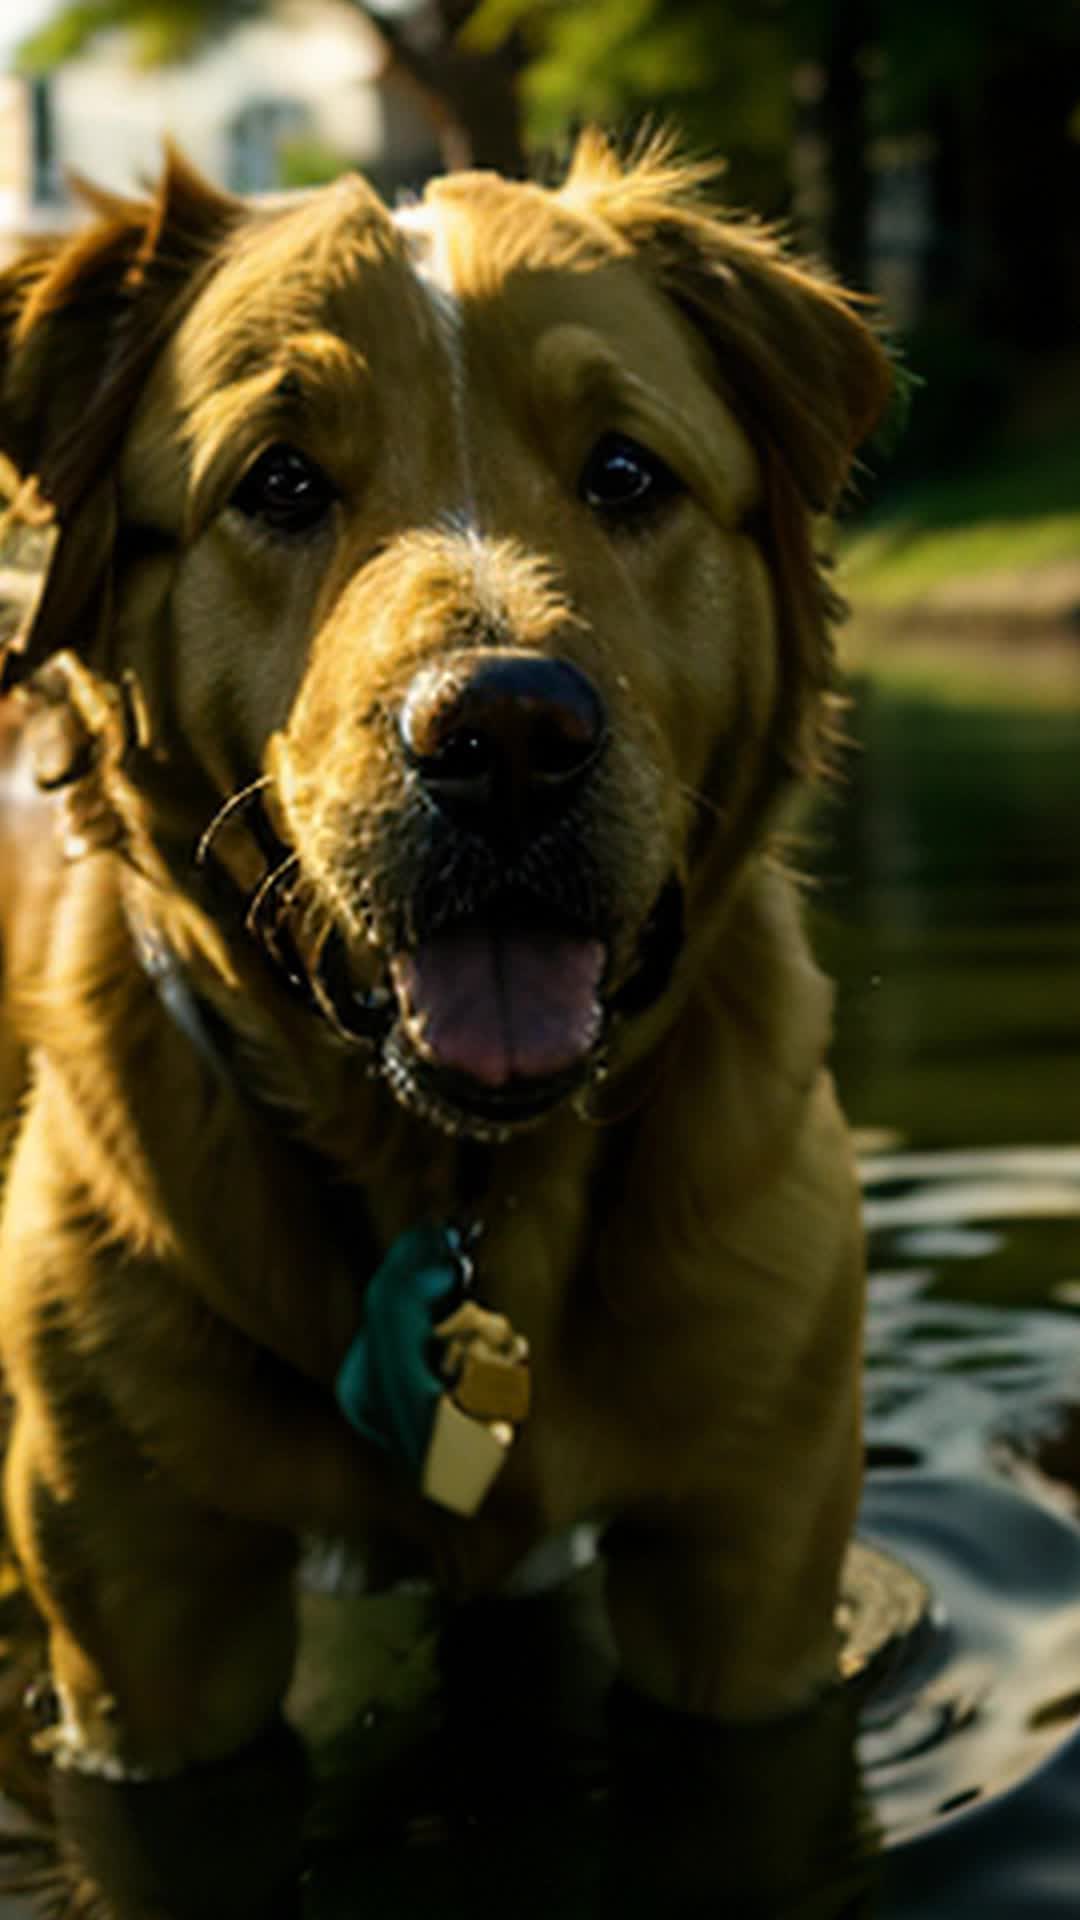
388, 650, 610, 1114
227, 649, 684, 1139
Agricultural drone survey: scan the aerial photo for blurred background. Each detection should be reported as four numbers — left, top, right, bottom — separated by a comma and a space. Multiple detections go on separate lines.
4, 0, 1080, 482
1, 0, 1079, 432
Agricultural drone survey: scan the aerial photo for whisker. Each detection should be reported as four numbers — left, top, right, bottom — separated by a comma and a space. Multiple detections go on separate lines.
677, 779, 726, 825
245, 852, 300, 940
265, 868, 325, 1001
306, 921, 379, 1046
195, 776, 273, 869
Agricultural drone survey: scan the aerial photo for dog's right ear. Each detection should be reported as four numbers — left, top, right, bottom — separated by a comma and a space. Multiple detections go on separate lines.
0, 150, 240, 683
0, 148, 240, 506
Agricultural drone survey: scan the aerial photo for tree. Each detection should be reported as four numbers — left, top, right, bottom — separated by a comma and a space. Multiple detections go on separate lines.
467, 0, 795, 214
871, 0, 1080, 350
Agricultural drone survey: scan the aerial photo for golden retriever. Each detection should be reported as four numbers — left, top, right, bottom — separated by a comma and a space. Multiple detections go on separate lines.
0, 131, 890, 1887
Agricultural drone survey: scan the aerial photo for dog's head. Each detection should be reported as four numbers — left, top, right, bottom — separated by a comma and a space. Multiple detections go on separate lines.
0, 136, 890, 1138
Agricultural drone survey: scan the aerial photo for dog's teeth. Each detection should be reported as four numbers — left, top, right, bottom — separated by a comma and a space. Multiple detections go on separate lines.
378, 1031, 500, 1142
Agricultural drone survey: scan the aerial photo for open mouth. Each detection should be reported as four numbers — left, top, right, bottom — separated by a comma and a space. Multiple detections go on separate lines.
275, 884, 685, 1141
375, 879, 684, 1140
381, 916, 608, 1139
391, 923, 606, 1089
227, 791, 684, 1140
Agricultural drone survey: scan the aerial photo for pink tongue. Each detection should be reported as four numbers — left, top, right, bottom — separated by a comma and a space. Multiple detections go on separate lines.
392, 929, 606, 1089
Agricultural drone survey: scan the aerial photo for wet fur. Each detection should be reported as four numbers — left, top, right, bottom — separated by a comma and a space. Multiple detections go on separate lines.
0, 134, 890, 1784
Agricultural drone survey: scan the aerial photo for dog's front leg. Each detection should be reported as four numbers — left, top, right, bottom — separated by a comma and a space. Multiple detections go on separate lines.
4, 1398, 302, 1779
599, 1473, 869, 1916
601, 1487, 853, 1724
48, 1721, 308, 1920
605, 1674, 873, 1917
0, 1236, 434, 1776
3, 1395, 311, 1917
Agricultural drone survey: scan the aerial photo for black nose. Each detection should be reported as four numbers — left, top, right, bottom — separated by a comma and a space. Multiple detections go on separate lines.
400, 650, 606, 839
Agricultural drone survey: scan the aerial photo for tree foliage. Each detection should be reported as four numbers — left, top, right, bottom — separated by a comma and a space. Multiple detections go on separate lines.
18, 0, 259, 69
468, 0, 794, 209
872, 0, 1080, 127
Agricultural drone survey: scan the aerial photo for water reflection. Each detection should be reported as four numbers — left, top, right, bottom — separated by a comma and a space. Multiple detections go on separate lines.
304, 1594, 879, 1919
861, 1477, 1080, 1832
292, 1541, 912, 1918
815, 665, 1080, 1151
831, 649, 1080, 1916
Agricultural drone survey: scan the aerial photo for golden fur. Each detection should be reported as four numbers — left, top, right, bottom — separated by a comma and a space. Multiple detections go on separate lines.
0, 135, 890, 1780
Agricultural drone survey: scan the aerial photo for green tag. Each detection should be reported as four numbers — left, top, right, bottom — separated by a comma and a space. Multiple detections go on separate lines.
334, 1223, 463, 1473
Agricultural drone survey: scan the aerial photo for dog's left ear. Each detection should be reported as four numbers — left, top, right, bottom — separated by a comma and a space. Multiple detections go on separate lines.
563, 133, 893, 790
563, 130, 891, 513
0, 150, 241, 685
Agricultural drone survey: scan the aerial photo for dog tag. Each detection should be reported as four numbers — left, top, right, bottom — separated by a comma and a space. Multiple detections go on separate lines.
453, 1348, 531, 1423
336, 1224, 530, 1517
421, 1398, 514, 1518
432, 1297, 531, 1427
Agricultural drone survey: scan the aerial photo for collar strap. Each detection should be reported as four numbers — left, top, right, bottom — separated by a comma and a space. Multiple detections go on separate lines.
127, 912, 236, 1086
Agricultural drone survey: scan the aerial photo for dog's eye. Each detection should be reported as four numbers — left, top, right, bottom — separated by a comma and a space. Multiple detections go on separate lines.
579, 432, 683, 522
230, 444, 337, 535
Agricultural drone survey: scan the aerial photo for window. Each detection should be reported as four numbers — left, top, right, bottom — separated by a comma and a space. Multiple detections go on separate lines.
226, 98, 311, 195
30, 75, 61, 206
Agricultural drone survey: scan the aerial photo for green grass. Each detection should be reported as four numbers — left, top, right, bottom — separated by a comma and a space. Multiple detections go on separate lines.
837, 634, 1080, 708
843, 511, 1080, 606
840, 428, 1080, 606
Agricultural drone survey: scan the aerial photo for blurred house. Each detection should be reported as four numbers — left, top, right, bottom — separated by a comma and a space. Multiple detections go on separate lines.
0, 0, 441, 261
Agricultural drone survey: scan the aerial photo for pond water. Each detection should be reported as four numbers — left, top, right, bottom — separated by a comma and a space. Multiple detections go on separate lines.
822, 655, 1080, 1916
